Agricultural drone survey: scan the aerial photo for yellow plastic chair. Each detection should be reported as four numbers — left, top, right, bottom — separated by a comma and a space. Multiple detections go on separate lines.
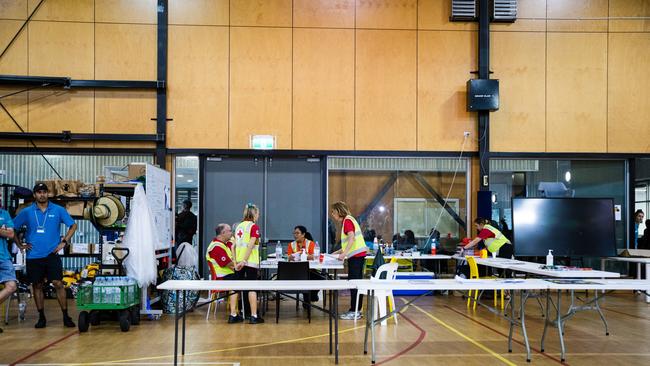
465, 256, 504, 310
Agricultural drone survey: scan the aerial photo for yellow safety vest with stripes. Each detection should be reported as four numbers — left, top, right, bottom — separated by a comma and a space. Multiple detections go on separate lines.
205, 239, 235, 278
484, 224, 511, 253
341, 215, 367, 258
235, 221, 260, 268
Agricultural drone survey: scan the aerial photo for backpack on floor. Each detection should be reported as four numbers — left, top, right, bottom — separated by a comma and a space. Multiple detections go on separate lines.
161, 245, 200, 314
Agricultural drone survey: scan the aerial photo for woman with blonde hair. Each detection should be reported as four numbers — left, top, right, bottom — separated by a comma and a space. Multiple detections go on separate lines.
330, 201, 367, 320
233, 203, 264, 323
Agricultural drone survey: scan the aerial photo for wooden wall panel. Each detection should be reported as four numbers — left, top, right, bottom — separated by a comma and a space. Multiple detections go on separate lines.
607, 33, 650, 153
293, 0, 354, 28
27, 90, 94, 147
491, 0, 546, 32
491, 32, 546, 152
29, 0, 93, 22
356, 0, 417, 30
95, 0, 157, 24
94, 90, 156, 133
95, 24, 156, 80
169, 0, 229, 25
28, 21, 94, 79
418, 0, 477, 31
293, 28, 354, 150
167, 26, 229, 148
547, 0, 608, 32
230, 27, 292, 149
230, 0, 292, 27
418, 31, 477, 152
0, 20, 27, 74
0, 0, 27, 19
356, 30, 416, 151
0, 88, 28, 147
609, 0, 650, 32
546, 33, 607, 152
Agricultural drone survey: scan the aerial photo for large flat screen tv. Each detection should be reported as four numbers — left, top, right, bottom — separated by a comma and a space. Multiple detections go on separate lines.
512, 198, 616, 257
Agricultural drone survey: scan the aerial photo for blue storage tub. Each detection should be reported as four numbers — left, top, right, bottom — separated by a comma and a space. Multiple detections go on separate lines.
393, 272, 436, 296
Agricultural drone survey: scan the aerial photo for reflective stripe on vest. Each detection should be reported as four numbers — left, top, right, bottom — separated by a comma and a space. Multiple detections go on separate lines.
235, 221, 260, 268
290, 239, 314, 255
205, 240, 235, 278
484, 224, 511, 253
341, 215, 367, 257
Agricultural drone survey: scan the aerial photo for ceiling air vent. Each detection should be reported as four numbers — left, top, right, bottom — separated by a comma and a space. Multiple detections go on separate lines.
492, 0, 517, 22
450, 0, 477, 21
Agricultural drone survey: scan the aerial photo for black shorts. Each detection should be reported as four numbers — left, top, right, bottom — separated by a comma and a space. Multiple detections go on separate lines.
235, 266, 258, 280
222, 273, 237, 280
26, 253, 63, 284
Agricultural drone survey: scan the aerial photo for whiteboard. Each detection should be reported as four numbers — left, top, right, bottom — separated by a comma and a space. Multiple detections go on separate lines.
146, 164, 172, 250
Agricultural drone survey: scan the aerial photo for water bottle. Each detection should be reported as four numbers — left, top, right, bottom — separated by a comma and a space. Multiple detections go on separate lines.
93, 277, 102, 303
373, 237, 379, 254
300, 249, 308, 262
275, 241, 282, 260
313, 241, 320, 260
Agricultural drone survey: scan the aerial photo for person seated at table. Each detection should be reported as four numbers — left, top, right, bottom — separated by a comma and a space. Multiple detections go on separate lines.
206, 223, 242, 323
402, 229, 417, 250
287, 225, 316, 261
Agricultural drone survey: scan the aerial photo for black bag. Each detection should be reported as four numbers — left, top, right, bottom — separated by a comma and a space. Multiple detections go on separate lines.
161, 245, 200, 314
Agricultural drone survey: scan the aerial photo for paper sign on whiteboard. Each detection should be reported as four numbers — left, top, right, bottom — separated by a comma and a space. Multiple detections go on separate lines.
146, 164, 172, 250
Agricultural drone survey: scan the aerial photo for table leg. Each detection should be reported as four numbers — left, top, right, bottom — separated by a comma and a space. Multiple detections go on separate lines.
557, 290, 566, 362
329, 289, 333, 355
371, 290, 376, 364
508, 289, 514, 353
520, 291, 531, 362
182, 290, 187, 355
364, 287, 370, 355
540, 289, 550, 352
646, 263, 650, 303
174, 290, 179, 366
593, 292, 609, 335
335, 290, 339, 364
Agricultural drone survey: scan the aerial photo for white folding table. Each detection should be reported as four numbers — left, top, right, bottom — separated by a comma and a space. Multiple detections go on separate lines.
352, 278, 551, 364
600, 256, 650, 302
366, 254, 452, 274
157, 279, 354, 365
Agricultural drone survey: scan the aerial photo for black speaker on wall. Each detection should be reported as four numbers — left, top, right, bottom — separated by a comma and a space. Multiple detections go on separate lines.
477, 190, 493, 221
467, 79, 500, 111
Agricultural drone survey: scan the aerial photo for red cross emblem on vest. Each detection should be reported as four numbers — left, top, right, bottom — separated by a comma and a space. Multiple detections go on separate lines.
236, 228, 244, 238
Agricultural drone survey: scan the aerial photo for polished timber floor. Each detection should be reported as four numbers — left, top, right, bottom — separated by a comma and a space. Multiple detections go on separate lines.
2, 290, 650, 365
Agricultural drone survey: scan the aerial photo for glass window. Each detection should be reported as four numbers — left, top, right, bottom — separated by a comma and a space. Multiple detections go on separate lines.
327, 157, 468, 252
174, 156, 199, 246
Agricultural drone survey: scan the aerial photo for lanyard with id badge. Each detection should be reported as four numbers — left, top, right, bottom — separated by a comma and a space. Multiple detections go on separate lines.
34, 209, 48, 234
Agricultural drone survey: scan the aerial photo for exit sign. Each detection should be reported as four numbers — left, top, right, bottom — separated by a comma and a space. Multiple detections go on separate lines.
250, 135, 275, 150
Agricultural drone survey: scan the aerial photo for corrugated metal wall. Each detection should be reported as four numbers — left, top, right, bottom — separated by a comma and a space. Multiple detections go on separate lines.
1, 153, 153, 248
328, 157, 467, 172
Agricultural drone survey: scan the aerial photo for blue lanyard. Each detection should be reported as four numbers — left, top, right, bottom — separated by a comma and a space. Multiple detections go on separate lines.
34, 206, 48, 228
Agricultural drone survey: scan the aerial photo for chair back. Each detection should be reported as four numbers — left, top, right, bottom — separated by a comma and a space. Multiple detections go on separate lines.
277, 261, 310, 281
465, 256, 479, 279
372, 262, 398, 281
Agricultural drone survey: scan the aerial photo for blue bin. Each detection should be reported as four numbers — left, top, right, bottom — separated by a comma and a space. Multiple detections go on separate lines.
393, 272, 436, 296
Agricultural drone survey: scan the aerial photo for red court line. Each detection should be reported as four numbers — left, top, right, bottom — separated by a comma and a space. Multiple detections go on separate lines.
601, 307, 650, 321
10, 330, 78, 366
443, 305, 568, 365
375, 312, 427, 365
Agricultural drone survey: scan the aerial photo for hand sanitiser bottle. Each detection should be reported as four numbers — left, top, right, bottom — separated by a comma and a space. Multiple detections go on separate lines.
546, 249, 554, 266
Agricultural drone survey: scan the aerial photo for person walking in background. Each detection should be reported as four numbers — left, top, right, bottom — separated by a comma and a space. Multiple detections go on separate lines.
330, 201, 367, 320
0, 206, 17, 333
175, 199, 197, 245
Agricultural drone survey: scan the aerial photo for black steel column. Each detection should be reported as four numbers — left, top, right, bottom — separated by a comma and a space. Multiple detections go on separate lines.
629, 158, 636, 249
156, 0, 169, 168
478, 0, 490, 191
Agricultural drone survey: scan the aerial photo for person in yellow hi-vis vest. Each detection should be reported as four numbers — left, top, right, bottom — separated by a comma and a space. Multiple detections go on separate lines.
463, 217, 514, 259
330, 201, 367, 320
234, 203, 264, 324
206, 223, 242, 323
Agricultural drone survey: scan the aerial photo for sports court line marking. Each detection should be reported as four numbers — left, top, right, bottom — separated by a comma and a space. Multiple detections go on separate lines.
601, 306, 650, 321
443, 305, 568, 365
10, 330, 79, 366
374, 311, 426, 365
17, 363, 240, 366
406, 300, 517, 366
56, 325, 365, 365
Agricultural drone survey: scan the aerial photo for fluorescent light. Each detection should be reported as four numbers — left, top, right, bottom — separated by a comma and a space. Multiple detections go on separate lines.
565, 171, 571, 182
378, 206, 386, 213
187, 179, 194, 183
177, 174, 184, 178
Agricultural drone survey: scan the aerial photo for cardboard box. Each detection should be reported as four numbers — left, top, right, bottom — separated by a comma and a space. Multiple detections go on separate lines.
90, 243, 100, 254
128, 163, 147, 180
65, 201, 85, 217
70, 243, 91, 254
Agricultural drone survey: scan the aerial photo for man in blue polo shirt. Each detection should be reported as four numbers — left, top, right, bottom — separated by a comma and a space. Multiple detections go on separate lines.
0, 206, 17, 333
14, 183, 77, 328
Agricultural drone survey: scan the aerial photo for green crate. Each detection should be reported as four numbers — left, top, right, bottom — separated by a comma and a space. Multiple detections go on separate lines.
77, 282, 140, 310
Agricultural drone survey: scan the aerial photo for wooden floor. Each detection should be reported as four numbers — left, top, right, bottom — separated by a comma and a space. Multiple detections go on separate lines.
1, 291, 650, 365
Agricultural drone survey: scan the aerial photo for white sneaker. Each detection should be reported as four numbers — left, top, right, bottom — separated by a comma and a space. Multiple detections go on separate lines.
340, 311, 363, 320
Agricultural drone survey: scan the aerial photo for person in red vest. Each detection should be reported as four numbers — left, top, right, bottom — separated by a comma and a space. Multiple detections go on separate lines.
206, 223, 241, 323
287, 225, 316, 261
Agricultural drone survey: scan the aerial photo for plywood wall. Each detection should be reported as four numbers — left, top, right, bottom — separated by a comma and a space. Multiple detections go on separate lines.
0, 0, 648, 153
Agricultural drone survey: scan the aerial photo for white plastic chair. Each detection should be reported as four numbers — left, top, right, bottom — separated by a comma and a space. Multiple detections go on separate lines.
354, 262, 399, 325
